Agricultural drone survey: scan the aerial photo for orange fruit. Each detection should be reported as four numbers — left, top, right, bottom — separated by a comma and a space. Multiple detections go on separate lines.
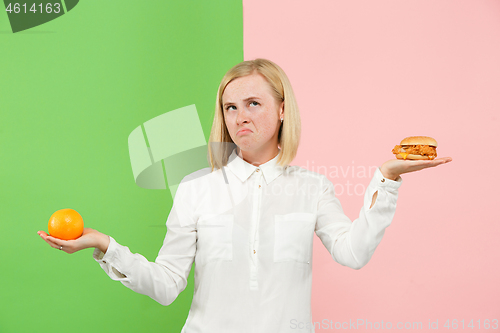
48, 208, 84, 240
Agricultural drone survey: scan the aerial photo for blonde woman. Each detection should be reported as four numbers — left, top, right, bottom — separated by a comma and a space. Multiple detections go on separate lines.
39, 58, 452, 332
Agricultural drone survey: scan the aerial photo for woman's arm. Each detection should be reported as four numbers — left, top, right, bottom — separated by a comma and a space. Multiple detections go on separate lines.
92, 207, 197, 306
315, 156, 452, 270
315, 168, 401, 269
91, 186, 197, 306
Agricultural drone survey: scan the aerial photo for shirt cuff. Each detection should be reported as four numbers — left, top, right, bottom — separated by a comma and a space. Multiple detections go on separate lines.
92, 236, 128, 279
93, 235, 118, 264
371, 167, 403, 192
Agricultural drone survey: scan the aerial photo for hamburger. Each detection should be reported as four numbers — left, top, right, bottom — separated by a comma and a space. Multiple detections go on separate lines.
392, 136, 437, 160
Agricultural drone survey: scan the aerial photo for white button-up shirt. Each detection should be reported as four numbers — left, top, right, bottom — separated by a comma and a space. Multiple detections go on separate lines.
94, 148, 402, 332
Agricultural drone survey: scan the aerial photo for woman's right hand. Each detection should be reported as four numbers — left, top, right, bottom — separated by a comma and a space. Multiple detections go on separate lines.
37, 228, 110, 254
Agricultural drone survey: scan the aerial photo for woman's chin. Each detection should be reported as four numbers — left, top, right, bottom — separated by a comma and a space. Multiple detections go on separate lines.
234, 140, 256, 151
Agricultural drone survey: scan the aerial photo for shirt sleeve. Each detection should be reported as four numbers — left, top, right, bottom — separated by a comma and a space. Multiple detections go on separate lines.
315, 167, 402, 269
92, 179, 197, 306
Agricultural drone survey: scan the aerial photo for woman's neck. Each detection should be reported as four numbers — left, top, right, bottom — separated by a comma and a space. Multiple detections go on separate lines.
237, 145, 279, 167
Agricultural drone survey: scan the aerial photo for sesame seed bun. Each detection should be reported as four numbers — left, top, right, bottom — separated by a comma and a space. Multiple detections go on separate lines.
400, 136, 437, 147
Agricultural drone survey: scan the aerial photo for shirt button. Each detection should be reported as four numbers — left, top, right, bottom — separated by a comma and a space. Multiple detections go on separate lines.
256, 169, 260, 172
381, 178, 385, 182
103, 260, 107, 263
254, 250, 256, 254
258, 185, 261, 188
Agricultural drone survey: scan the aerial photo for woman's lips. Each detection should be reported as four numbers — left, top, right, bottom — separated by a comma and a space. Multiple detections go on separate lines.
237, 128, 252, 135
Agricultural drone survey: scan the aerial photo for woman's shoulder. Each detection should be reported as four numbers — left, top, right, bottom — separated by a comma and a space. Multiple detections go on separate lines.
181, 167, 214, 183
174, 167, 217, 203
284, 165, 327, 182
178, 167, 220, 190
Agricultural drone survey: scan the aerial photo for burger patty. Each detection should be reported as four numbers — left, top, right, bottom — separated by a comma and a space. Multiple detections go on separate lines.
392, 145, 437, 157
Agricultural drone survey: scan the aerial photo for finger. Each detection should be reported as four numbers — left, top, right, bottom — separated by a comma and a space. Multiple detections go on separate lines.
424, 158, 452, 167
39, 231, 57, 246
400, 159, 437, 168
45, 237, 61, 249
394, 160, 440, 174
438, 157, 452, 163
46, 235, 65, 245
416, 161, 446, 170
406, 158, 451, 172
45, 235, 68, 248
47, 236, 79, 253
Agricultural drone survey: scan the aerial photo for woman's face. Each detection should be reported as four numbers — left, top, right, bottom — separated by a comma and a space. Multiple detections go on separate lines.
222, 73, 284, 159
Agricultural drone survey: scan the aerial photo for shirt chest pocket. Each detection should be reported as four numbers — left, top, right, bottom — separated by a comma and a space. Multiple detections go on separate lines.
274, 212, 317, 264
196, 214, 234, 266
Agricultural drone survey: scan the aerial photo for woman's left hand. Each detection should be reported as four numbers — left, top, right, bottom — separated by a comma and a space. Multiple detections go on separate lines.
380, 157, 453, 180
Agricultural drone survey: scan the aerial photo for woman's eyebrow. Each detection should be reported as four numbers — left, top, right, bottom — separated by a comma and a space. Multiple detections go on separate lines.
223, 96, 261, 107
243, 96, 261, 102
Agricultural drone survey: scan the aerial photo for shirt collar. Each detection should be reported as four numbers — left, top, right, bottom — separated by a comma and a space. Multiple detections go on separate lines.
226, 148, 285, 185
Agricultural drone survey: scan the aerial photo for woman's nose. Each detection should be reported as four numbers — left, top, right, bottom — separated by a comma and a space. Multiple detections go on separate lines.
236, 108, 250, 125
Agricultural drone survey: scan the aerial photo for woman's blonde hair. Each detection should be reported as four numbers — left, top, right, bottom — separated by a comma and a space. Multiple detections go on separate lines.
207, 58, 301, 171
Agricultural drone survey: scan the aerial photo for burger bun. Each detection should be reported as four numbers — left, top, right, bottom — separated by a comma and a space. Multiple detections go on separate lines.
395, 153, 435, 160
400, 136, 437, 147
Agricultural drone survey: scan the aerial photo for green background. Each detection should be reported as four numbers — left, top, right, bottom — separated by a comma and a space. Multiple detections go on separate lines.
0, 1, 242, 332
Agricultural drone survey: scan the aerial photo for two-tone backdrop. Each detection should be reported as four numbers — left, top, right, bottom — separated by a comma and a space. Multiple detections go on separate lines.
1, 1, 499, 332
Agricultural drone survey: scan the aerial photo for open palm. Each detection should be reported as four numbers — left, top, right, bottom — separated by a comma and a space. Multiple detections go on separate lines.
380, 157, 453, 180
38, 228, 106, 254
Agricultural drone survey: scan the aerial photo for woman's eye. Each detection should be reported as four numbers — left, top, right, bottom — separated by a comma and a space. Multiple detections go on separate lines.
226, 105, 236, 111
250, 101, 259, 106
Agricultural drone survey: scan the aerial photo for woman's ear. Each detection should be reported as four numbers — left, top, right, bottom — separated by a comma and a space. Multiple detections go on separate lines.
279, 101, 285, 119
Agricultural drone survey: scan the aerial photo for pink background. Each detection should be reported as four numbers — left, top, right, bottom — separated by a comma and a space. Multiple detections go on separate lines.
244, 0, 499, 329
